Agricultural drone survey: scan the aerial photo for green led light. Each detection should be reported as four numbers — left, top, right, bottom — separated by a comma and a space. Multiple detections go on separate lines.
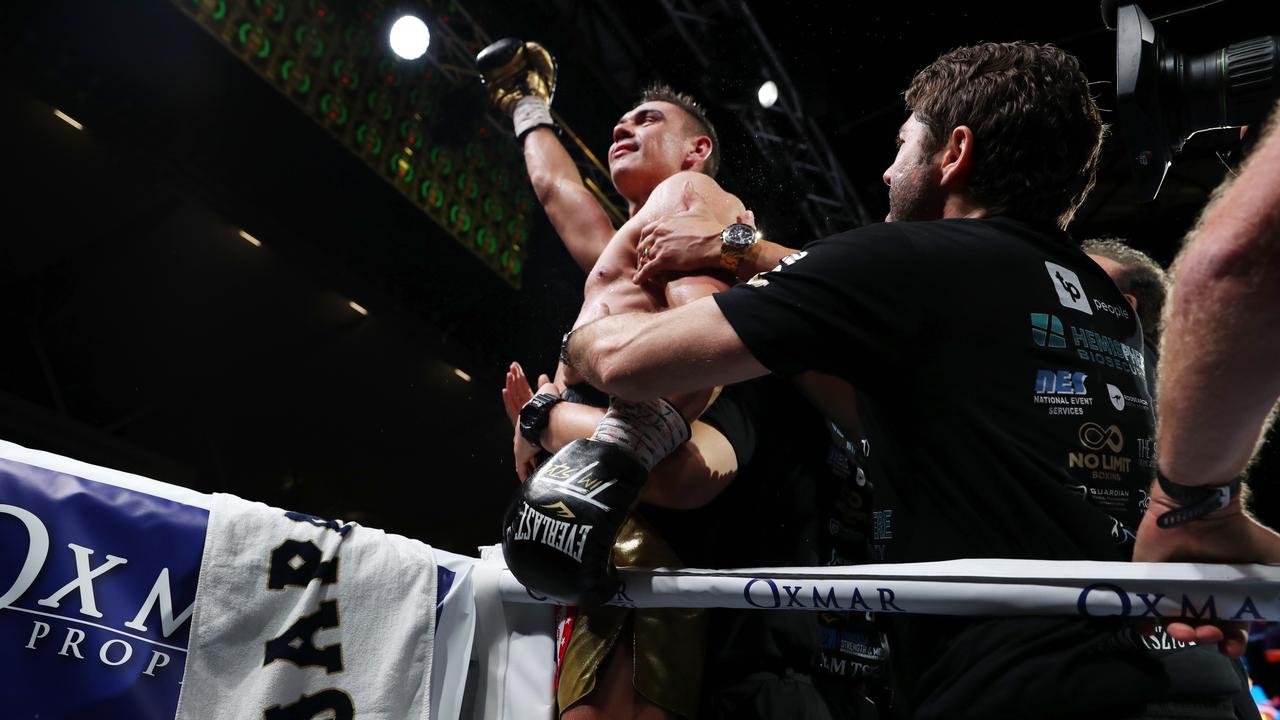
419, 178, 433, 200
319, 93, 348, 125
482, 197, 492, 216
237, 23, 271, 59
449, 204, 459, 224
331, 59, 360, 91
377, 58, 403, 89
308, 0, 333, 23
199, 0, 228, 21
293, 25, 325, 59
390, 152, 414, 182
366, 91, 392, 122
475, 227, 487, 247
344, 27, 371, 57
399, 120, 425, 150
253, 0, 285, 22
280, 58, 311, 93
356, 124, 382, 156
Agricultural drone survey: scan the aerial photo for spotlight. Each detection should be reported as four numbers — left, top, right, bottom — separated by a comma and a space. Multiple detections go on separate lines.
238, 230, 262, 247
757, 81, 778, 109
454, 368, 472, 382
389, 16, 430, 61
348, 300, 369, 316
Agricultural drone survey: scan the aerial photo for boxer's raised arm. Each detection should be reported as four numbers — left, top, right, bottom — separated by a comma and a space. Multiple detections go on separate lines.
477, 38, 615, 272
523, 129, 616, 273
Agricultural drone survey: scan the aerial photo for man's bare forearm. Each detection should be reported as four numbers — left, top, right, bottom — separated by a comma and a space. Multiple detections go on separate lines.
738, 238, 797, 281
1157, 103, 1280, 485
522, 128, 613, 272
566, 298, 768, 400
524, 127, 584, 198
539, 402, 605, 453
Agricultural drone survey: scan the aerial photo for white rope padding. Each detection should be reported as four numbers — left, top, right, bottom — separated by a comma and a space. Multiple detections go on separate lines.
497, 559, 1280, 621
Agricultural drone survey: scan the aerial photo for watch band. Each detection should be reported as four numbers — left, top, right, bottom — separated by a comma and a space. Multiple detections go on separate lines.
720, 223, 760, 276
519, 393, 562, 450
1154, 471, 1241, 528
558, 329, 574, 366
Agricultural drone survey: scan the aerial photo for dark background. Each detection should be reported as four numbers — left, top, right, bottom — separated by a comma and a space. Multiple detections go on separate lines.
0, 0, 1275, 564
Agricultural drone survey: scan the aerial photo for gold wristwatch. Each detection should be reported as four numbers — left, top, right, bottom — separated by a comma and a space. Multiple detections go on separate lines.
720, 222, 761, 275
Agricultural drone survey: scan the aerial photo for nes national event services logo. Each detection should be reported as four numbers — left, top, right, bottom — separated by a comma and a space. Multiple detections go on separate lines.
0, 458, 208, 720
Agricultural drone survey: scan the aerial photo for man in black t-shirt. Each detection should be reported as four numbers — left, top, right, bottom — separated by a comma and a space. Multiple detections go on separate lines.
563, 42, 1244, 719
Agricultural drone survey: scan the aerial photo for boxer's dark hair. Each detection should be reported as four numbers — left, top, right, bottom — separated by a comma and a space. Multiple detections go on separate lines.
639, 83, 720, 178
905, 42, 1104, 229
1081, 237, 1169, 343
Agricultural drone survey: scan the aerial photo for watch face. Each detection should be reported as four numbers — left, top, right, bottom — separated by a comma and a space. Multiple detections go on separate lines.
724, 223, 756, 249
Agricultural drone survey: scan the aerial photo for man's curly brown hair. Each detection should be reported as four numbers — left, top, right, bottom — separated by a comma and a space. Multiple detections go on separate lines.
905, 42, 1104, 229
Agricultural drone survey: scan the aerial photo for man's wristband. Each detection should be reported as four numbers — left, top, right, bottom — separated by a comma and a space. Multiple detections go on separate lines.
1154, 471, 1242, 528
518, 393, 562, 450
513, 96, 556, 141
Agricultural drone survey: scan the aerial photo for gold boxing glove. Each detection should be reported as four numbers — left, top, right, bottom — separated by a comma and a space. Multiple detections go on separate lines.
476, 38, 557, 139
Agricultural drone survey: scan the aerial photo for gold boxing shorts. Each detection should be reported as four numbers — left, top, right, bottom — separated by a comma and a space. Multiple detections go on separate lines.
557, 513, 708, 718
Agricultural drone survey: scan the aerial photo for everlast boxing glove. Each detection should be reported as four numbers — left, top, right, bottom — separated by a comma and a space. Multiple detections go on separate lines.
475, 38, 557, 139
502, 398, 689, 606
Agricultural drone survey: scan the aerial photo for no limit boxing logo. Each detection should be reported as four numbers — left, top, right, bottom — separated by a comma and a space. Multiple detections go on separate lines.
1078, 422, 1124, 453
1069, 422, 1131, 481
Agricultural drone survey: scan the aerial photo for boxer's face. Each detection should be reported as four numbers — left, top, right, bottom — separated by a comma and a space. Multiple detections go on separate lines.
883, 114, 945, 223
608, 101, 703, 202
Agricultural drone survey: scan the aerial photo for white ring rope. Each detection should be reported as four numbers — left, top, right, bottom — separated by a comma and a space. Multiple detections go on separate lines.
497, 559, 1280, 622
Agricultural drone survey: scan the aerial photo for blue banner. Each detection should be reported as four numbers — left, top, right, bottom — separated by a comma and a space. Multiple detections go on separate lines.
0, 457, 208, 720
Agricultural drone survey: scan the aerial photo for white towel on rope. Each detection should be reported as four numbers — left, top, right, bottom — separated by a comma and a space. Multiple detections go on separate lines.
176, 493, 439, 720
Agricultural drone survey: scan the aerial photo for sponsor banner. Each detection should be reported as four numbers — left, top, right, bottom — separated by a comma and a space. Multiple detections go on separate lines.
2, 439, 471, 720
0, 442, 209, 720
497, 559, 1280, 622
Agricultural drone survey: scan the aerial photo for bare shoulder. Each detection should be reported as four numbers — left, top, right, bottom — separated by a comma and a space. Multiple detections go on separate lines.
639, 171, 746, 225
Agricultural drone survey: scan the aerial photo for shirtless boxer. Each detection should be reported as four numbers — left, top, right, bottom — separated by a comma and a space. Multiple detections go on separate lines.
478, 39, 751, 719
